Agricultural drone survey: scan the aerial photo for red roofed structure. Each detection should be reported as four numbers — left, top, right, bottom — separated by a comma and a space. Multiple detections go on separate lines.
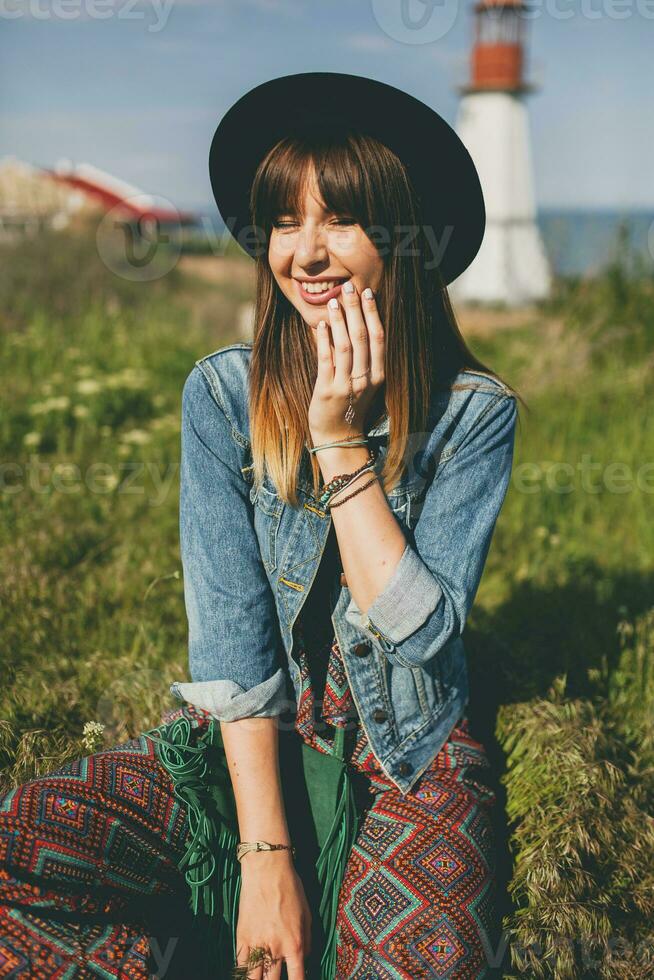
0, 155, 199, 239
43, 159, 196, 225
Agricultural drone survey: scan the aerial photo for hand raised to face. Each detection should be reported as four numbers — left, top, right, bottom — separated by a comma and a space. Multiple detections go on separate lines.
308, 281, 386, 444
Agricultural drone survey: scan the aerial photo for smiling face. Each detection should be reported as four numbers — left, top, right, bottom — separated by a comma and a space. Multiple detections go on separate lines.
268, 162, 384, 336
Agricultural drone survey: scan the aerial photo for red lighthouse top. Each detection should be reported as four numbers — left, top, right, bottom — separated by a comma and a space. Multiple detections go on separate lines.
460, 0, 537, 95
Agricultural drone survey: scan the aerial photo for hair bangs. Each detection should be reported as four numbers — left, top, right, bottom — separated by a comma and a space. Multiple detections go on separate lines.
250, 133, 375, 240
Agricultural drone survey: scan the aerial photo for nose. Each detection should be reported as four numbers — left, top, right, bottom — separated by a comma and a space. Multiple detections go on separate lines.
295, 222, 328, 267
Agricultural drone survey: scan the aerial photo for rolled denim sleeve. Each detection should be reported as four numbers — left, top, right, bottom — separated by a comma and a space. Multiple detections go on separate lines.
169, 365, 290, 721
345, 392, 517, 668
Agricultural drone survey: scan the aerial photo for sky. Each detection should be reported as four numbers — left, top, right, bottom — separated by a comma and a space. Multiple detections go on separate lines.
1, 0, 652, 212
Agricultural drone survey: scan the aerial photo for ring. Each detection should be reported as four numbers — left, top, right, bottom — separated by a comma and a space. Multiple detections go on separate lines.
248, 944, 272, 965
231, 944, 276, 979
350, 370, 370, 380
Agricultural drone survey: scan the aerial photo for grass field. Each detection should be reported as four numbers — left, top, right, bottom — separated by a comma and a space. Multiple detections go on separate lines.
1, 224, 652, 978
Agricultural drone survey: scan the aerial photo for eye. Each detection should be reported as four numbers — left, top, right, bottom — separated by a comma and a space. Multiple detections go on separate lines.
272, 216, 356, 229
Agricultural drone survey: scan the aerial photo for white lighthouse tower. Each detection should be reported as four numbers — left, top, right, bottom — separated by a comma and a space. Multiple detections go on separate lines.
450, 0, 552, 306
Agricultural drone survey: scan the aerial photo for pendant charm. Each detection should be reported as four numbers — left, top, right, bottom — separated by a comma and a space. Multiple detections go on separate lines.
345, 377, 355, 424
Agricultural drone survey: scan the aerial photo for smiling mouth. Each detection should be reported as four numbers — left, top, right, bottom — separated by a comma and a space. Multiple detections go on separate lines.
295, 279, 350, 304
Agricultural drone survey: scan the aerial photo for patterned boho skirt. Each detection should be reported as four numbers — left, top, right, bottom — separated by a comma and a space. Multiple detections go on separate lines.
0, 628, 499, 979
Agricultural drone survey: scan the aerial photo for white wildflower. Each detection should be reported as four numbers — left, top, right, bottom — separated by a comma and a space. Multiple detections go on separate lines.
120, 428, 151, 445
82, 720, 105, 751
30, 396, 70, 415
50, 396, 70, 410
53, 463, 77, 478
150, 414, 179, 432
105, 368, 149, 391
95, 472, 119, 491
75, 379, 102, 396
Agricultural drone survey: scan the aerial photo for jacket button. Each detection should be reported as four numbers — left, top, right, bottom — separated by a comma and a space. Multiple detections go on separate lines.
372, 708, 388, 723
340, 572, 348, 587
398, 761, 413, 776
353, 642, 370, 658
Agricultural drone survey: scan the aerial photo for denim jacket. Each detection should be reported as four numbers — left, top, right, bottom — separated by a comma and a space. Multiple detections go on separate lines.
170, 343, 518, 795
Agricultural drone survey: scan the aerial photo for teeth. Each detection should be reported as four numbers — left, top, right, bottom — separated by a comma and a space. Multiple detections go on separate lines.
301, 280, 343, 294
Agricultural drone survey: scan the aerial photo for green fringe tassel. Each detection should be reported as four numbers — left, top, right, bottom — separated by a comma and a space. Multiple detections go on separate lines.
314, 725, 361, 980
147, 714, 362, 980
147, 714, 241, 975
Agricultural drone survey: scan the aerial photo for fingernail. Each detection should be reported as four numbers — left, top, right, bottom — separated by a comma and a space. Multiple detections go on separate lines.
328, 297, 339, 309
362, 287, 373, 300
343, 280, 354, 294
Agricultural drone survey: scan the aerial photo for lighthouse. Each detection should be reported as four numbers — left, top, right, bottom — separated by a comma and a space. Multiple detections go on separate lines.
449, 0, 552, 306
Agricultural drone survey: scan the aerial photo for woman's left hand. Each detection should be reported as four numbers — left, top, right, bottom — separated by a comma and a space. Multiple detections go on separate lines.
308, 283, 386, 445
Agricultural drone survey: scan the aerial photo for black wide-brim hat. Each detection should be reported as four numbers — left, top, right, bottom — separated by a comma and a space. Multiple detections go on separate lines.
208, 71, 485, 286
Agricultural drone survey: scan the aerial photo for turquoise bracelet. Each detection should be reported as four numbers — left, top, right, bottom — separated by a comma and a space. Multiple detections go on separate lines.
318, 447, 377, 504
322, 463, 378, 508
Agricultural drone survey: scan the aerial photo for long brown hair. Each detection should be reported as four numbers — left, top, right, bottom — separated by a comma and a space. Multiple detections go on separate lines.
247, 129, 522, 508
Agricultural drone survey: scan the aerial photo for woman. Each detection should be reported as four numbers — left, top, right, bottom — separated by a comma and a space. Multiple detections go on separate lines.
0, 72, 520, 979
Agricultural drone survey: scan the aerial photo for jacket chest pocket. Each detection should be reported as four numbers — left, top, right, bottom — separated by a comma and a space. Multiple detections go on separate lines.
249, 482, 283, 572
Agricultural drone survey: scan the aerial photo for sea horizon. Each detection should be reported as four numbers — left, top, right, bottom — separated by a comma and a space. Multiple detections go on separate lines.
178, 205, 654, 279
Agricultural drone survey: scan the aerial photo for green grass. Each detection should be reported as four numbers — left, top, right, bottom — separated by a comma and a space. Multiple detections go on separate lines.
0, 226, 250, 783
464, 243, 654, 977
1, 224, 653, 977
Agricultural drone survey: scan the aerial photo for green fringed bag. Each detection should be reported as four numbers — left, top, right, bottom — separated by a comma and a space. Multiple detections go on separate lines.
146, 712, 363, 980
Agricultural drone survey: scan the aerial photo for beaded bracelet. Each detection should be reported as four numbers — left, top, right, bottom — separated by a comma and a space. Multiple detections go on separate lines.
328, 475, 379, 509
318, 447, 377, 507
325, 463, 378, 508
